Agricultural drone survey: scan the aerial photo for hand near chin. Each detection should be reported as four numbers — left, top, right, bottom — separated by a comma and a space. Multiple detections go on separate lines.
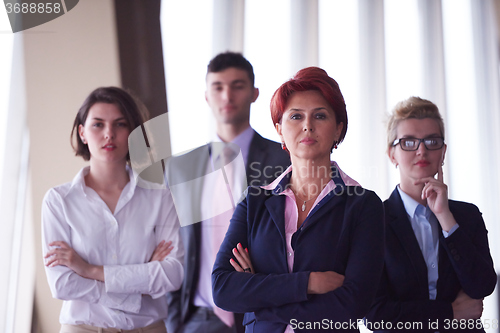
230, 243, 254, 274
414, 164, 449, 214
414, 165, 457, 232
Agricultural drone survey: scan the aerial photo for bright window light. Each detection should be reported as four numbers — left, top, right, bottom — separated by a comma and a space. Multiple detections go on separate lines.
244, 0, 291, 143
160, 0, 214, 155
384, 0, 423, 109
0, 7, 14, 194
441, 0, 480, 202
319, 0, 361, 178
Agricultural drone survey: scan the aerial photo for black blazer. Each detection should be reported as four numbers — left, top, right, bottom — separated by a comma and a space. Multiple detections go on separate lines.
366, 187, 496, 333
166, 132, 290, 333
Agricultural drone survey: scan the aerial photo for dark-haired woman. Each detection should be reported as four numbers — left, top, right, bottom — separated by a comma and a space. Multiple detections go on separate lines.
42, 87, 184, 333
212, 67, 385, 332
366, 96, 496, 332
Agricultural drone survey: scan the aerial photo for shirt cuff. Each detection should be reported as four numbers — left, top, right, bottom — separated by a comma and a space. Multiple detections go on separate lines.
97, 282, 142, 313
104, 264, 150, 294
442, 224, 459, 238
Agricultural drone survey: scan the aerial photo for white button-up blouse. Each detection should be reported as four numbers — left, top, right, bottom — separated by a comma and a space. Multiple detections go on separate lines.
41, 166, 184, 329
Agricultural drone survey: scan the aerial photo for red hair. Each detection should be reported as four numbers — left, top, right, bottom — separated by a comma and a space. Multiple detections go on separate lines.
270, 67, 348, 144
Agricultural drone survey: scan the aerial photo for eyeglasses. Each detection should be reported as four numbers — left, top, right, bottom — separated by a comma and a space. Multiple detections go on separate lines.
392, 137, 445, 151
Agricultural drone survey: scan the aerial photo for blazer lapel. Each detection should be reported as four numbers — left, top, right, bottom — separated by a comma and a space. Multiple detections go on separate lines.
386, 188, 429, 292
299, 167, 348, 234
246, 132, 266, 184
300, 184, 346, 234
165, 144, 211, 227
264, 193, 287, 243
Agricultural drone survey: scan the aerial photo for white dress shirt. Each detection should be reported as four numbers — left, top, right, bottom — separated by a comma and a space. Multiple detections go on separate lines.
42, 166, 184, 329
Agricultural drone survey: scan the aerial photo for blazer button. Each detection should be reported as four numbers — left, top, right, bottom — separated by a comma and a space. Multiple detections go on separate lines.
453, 255, 460, 261
448, 242, 455, 249
451, 249, 458, 255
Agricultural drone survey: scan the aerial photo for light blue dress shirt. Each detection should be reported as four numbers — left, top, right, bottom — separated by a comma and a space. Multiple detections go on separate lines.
397, 186, 458, 300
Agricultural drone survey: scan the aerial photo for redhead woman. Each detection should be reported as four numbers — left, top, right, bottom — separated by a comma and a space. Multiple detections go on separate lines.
212, 67, 385, 332
42, 87, 184, 333
366, 97, 496, 332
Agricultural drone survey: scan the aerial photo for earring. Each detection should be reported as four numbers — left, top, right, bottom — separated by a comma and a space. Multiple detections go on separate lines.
81, 137, 87, 144
281, 142, 290, 153
441, 161, 444, 166
395, 163, 398, 169
331, 141, 338, 153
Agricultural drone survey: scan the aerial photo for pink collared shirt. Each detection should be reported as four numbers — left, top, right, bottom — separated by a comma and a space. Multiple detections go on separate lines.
193, 127, 255, 309
261, 161, 359, 333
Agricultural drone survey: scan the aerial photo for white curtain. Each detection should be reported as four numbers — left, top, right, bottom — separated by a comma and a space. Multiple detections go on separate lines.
0, 13, 35, 333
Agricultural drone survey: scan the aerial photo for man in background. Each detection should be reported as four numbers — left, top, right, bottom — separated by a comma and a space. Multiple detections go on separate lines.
166, 52, 290, 333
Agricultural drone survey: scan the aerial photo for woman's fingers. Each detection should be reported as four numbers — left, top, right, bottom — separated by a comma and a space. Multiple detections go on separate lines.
44, 249, 75, 268
232, 247, 246, 267
421, 181, 447, 200
232, 244, 250, 268
149, 242, 162, 261
150, 240, 173, 262
232, 243, 254, 273
44, 246, 69, 266
437, 164, 444, 183
157, 240, 172, 253
415, 176, 447, 200
48, 240, 70, 249
230, 258, 243, 272
417, 177, 451, 217
237, 243, 251, 263
45, 256, 60, 267
44, 248, 57, 259
157, 244, 174, 260
422, 183, 437, 200
163, 244, 174, 257
44, 241, 95, 278
44, 241, 70, 259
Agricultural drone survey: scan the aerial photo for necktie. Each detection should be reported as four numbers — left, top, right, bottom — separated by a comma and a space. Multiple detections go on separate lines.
211, 144, 239, 327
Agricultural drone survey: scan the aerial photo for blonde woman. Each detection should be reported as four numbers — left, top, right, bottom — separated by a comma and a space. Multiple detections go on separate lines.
366, 97, 496, 332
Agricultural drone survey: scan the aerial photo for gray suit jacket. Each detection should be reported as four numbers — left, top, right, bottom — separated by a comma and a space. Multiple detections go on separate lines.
166, 132, 290, 333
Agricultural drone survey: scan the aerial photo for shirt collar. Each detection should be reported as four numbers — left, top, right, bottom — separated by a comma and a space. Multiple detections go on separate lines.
215, 126, 254, 165
397, 185, 430, 219
69, 166, 89, 195
68, 165, 137, 197
261, 161, 360, 194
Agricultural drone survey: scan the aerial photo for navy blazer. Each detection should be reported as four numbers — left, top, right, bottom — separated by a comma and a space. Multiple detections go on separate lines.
366, 187, 496, 333
166, 132, 290, 333
212, 167, 385, 333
